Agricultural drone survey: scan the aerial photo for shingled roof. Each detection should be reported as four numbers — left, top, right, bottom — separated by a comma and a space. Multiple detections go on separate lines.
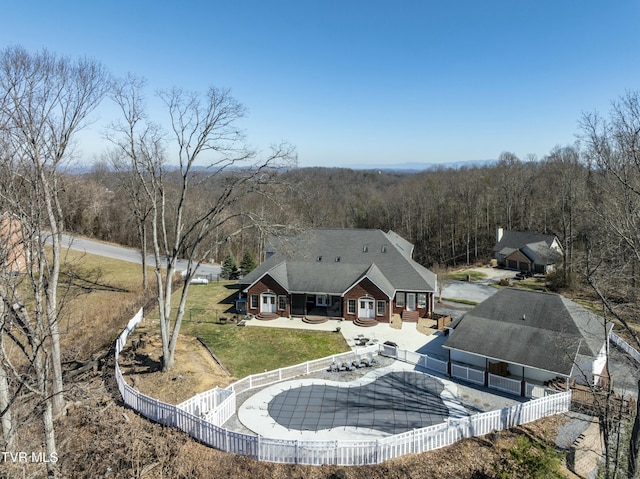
240, 229, 436, 296
493, 230, 557, 252
443, 288, 609, 377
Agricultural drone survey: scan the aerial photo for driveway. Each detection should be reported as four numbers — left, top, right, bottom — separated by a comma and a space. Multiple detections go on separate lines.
440, 266, 514, 303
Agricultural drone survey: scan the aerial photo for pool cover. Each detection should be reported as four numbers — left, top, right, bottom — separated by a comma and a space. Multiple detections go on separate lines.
267, 371, 449, 435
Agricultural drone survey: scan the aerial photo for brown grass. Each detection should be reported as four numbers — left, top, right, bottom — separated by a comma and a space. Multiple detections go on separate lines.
417, 317, 438, 335
119, 320, 236, 404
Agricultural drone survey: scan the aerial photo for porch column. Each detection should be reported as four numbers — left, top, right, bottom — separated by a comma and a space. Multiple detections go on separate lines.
485, 358, 489, 387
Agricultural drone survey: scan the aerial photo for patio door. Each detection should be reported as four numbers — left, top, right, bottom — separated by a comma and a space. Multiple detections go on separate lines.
358, 298, 375, 319
316, 294, 330, 307
261, 293, 277, 314
406, 293, 416, 311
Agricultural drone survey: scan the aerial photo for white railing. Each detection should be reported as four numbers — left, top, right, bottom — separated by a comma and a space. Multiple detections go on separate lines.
610, 331, 640, 364
380, 344, 449, 375
451, 363, 485, 385
488, 373, 522, 395
114, 309, 572, 465
525, 382, 561, 399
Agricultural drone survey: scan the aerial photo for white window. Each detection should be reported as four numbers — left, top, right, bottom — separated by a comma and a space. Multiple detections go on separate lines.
316, 294, 330, 307
377, 300, 386, 316
347, 299, 356, 314
250, 294, 258, 309
418, 293, 427, 308
278, 295, 287, 311
396, 292, 405, 308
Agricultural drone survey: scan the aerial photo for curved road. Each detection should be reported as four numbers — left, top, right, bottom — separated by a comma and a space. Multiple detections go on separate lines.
59, 234, 221, 278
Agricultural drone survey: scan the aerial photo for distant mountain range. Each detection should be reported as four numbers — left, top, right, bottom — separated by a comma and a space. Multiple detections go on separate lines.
69, 158, 498, 174
345, 159, 498, 172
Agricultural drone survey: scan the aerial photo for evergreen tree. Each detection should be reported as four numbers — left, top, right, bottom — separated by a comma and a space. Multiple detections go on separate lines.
221, 253, 239, 279
239, 251, 257, 277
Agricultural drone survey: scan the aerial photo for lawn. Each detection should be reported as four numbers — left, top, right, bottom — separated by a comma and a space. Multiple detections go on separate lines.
443, 270, 487, 282
186, 322, 349, 378
154, 281, 350, 378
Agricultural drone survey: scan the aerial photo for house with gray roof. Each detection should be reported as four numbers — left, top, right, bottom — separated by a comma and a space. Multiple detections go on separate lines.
443, 288, 610, 395
493, 227, 563, 274
238, 229, 437, 326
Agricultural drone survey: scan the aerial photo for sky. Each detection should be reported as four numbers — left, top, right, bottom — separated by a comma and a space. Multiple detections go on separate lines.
1, 1, 639, 168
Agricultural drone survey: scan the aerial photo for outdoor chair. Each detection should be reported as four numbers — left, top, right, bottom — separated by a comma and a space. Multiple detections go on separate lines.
352, 355, 363, 368
365, 352, 377, 366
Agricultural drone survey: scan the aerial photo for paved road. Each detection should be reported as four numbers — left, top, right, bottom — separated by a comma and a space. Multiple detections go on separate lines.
59, 234, 221, 278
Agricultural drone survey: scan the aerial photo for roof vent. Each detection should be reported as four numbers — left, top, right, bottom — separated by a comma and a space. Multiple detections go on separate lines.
363, 244, 369, 253
522, 314, 526, 321
381, 244, 388, 253
316, 256, 322, 261
335, 256, 341, 262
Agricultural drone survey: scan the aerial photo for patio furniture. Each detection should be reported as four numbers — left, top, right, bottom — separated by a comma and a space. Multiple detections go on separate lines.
364, 352, 377, 366
352, 355, 364, 368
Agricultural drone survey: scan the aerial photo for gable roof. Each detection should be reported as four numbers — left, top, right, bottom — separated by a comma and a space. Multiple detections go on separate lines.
443, 288, 609, 377
241, 229, 436, 296
493, 230, 557, 253
522, 240, 563, 265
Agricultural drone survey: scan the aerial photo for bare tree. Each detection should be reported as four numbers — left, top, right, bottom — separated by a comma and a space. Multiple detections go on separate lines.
0, 45, 108, 477
580, 91, 640, 349
105, 75, 162, 290
108, 77, 296, 372
580, 90, 640, 478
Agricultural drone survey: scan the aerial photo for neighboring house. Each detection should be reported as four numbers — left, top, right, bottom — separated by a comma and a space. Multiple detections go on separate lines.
493, 227, 563, 274
444, 288, 611, 394
238, 229, 437, 326
0, 212, 27, 274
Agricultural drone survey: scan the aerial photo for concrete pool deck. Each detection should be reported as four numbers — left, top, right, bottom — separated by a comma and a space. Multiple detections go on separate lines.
237, 361, 468, 440
244, 315, 437, 352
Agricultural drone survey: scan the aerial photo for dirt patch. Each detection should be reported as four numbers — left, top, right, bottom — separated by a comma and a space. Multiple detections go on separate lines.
390, 314, 402, 330
120, 321, 236, 404
417, 317, 438, 336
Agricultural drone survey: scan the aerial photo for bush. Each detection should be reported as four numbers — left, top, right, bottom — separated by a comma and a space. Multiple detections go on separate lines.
495, 435, 564, 479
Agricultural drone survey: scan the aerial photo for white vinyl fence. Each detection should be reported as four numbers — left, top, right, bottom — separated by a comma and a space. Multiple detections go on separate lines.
610, 331, 640, 364
451, 363, 485, 385
115, 309, 572, 465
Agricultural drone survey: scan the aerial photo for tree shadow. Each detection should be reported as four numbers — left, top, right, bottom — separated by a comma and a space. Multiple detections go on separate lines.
220, 283, 241, 314
127, 352, 162, 374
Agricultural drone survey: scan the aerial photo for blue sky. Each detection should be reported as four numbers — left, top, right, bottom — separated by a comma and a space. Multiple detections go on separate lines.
2, 1, 639, 168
